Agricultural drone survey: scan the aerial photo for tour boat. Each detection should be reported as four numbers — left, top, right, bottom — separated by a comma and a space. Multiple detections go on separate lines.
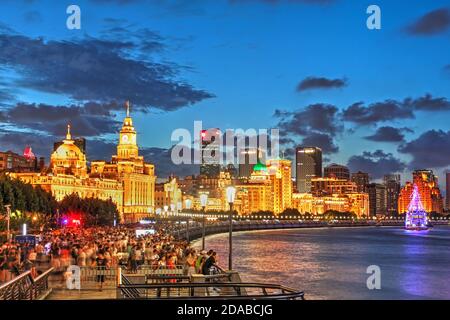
404, 185, 430, 231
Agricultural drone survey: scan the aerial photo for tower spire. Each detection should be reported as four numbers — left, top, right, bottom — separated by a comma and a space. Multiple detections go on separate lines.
66, 124, 72, 140
125, 100, 130, 117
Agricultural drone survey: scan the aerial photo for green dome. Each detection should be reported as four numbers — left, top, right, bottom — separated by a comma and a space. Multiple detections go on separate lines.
253, 161, 267, 172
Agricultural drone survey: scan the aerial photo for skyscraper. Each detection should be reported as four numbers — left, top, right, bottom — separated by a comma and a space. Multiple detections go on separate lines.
296, 147, 322, 193
384, 174, 401, 215
367, 183, 386, 217
324, 163, 350, 180
351, 171, 369, 193
200, 128, 221, 178
238, 147, 265, 178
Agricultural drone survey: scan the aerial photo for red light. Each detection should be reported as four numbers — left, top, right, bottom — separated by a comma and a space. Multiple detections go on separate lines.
201, 131, 207, 138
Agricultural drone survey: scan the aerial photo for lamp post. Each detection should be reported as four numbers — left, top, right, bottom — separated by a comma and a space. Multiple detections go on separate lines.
199, 192, 209, 251
4, 205, 11, 242
184, 199, 192, 242
226, 186, 236, 271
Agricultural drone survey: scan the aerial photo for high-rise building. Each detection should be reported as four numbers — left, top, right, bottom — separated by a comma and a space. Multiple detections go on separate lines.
384, 174, 401, 215
324, 163, 350, 180
398, 170, 443, 214
267, 158, 292, 213
238, 147, 265, 178
367, 183, 386, 216
200, 128, 221, 178
296, 147, 322, 193
446, 171, 450, 210
351, 171, 369, 193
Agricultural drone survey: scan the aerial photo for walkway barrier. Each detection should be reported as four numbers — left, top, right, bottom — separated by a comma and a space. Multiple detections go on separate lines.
0, 268, 54, 300
117, 281, 305, 300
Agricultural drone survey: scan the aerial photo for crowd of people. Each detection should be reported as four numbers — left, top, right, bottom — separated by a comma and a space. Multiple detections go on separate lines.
0, 223, 222, 289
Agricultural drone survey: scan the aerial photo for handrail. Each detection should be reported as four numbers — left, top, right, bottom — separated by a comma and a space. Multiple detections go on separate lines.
0, 271, 32, 290
0, 267, 53, 300
118, 282, 305, 300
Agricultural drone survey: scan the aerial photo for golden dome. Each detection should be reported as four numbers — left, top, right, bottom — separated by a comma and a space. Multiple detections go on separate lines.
52, 142, 85, 160
51, 124, 85, 161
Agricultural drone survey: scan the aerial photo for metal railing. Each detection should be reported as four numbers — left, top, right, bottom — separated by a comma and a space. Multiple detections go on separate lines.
0, 268, 54, 300
117, 282, 305, 300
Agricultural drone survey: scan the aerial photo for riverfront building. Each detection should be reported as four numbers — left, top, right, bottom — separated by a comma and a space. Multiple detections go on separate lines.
11, 102, 156, 222
398, 170, 443, 214
296, 146, 322, 193
324, 163, 350, 180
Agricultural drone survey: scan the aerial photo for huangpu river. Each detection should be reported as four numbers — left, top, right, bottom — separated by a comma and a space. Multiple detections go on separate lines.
192, 226, 450, 299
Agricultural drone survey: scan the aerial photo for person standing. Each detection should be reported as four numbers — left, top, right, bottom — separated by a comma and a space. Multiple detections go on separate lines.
92, 251, 109, 291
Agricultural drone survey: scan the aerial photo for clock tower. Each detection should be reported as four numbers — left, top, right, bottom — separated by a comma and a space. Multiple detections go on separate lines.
117, 101, 139, 159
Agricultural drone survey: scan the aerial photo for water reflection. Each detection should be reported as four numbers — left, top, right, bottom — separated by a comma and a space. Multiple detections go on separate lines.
193, 226, 450, 299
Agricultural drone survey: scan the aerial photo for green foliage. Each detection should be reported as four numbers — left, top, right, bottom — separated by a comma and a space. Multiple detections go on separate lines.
322, 210, 357, 220
0, 175, 56, 215
59, 193, 119, 227
279, 208, 301, 218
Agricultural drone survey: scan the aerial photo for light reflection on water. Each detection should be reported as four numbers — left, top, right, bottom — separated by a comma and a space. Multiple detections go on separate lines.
192, 226, 450, 300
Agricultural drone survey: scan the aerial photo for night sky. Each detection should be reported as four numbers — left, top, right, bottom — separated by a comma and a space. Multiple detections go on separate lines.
0, 0, 449, 187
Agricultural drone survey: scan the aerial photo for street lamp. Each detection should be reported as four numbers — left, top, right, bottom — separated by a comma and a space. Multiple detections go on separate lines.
199, 192, 209, 251
4, 205, 11, 241
226, 186, 236, 271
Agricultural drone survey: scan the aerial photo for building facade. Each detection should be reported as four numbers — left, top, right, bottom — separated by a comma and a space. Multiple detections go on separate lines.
398, 170, 443, 214
324, 163, 350, 180
446, 171, 450, 210
296, 146, 322, 193
12, 102, 156, 223
311, 177, 357, 196
351, 171, 369, 193
367, 183, 386, 216
200, 128, 221, 178
0, 149, 43, 173
292, 192, 369, 217
384, 174, 401, 215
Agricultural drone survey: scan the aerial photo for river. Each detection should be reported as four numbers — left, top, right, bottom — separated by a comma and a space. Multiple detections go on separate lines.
192, 225, 450, 299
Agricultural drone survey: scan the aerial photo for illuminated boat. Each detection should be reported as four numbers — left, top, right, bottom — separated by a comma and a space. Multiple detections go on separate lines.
405, 184, 429, 231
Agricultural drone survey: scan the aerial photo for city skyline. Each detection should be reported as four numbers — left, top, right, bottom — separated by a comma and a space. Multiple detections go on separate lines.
0, 0, 450, 188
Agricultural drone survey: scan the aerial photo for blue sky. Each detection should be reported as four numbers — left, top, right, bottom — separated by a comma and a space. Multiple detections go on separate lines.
0, 0, 450, 185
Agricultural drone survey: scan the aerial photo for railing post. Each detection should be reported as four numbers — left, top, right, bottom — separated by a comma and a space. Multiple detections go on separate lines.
190, 274, 206, 297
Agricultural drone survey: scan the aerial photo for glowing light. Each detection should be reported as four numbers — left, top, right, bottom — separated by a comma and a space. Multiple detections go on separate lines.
200, 193, 208, 207
405, 184, 428, 230
22, 223, 27, 236
226, 186, 236, 204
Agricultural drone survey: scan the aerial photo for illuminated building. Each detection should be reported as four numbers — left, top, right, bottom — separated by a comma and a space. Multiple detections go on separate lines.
234, 158, 292, 215
398, 170, 443, 214
292, 192, 369, 217
238, 147, 265, 179
367, 183, 386, 216
351, 171, 369, 193
200, 128, 221, 178
267, 158, 292, 213
0, 148, 43, 173
90, 101, 156, 221
324, 163, 350, 180
12, 101, 155, 222
155, 177, 182, 210
384, 174, 401, 215
296, 146, 322, 193
11, 125, 124, 213
236, 162, 273, 214
311, 177, 357, 196
446, 172, 450, 210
